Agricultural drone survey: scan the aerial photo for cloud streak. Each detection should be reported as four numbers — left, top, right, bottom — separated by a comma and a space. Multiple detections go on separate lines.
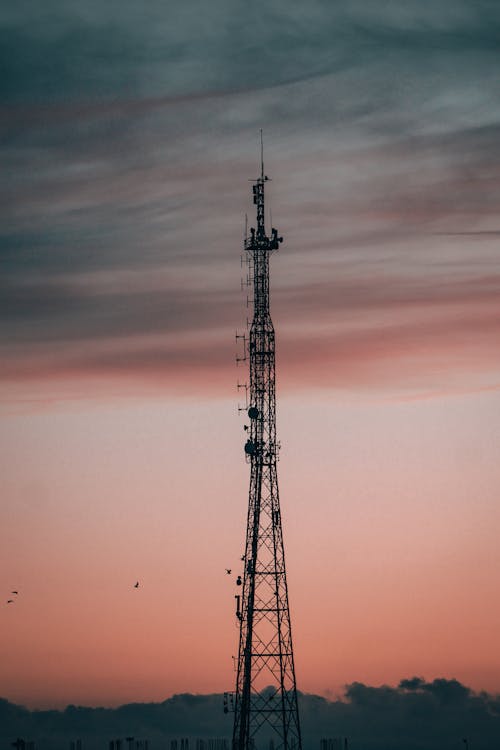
2, 1, 500, 402
2, 1, 500, 102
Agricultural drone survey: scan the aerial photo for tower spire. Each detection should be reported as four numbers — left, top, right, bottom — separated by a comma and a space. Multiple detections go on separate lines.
232, 145, 302, 750
260, 128, 264, 181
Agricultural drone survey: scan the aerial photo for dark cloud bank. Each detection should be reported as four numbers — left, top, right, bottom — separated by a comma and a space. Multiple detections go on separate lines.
2, 678, 500, 750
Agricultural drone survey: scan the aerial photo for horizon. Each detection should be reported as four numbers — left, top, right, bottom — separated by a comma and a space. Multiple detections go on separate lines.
1, 678, 498, 750
2, 675, 499, 712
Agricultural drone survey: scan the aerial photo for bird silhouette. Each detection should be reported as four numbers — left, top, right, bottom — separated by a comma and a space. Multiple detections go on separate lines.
7, 600, 13, 604
11, 591, 18, 595
134, 581, 139, 588
225, 569, 231, 575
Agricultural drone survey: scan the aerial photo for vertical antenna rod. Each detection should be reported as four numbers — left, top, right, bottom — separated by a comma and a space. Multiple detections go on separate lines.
260, 128, 264, 181
232, 142, 302, 750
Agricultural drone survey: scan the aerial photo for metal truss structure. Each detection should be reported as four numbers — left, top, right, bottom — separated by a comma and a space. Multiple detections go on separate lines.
232, 144, 302, 750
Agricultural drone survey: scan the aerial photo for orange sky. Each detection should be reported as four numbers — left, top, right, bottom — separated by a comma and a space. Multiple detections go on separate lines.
2, 385, 500, 709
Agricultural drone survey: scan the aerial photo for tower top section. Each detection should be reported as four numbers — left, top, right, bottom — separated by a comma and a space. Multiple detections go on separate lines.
245, 132, 283, 252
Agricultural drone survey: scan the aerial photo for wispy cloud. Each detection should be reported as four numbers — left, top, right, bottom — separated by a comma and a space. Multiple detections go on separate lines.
2, 1, 500, 402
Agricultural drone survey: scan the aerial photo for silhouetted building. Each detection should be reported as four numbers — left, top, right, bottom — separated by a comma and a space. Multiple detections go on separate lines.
320, 739, 348, 750
195, 740, 228, 750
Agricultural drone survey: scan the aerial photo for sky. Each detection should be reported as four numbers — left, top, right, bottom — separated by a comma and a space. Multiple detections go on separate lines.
1, 0, 500, 713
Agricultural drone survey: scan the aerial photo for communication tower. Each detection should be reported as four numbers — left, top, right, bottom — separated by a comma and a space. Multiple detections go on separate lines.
232, 139, 302, 750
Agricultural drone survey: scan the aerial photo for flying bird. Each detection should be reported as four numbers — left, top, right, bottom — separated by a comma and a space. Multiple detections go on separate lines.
7, 600, 13, 604
225, 569, 231, 575
11, 591, 18, 595
134, 581, 139, 588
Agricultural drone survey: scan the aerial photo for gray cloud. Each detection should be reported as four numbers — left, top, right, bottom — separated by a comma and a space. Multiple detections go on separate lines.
2, 0, 500, 102
2, 1, 500, 400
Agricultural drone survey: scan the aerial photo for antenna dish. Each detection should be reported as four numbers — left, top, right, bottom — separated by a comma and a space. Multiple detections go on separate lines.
244, 439, 256, 455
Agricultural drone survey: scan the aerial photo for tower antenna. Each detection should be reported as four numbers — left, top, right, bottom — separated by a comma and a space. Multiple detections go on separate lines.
231, 145, 301, 750
260, 128, 264, 181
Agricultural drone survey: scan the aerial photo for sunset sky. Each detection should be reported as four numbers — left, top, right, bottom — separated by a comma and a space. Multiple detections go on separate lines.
2, 0, 500, 711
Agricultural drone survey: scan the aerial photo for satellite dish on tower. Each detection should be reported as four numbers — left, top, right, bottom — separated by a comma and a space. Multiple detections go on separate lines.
244, 439, 256, 455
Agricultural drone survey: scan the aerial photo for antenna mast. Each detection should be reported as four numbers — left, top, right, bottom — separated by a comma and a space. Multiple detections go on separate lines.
260, 128, 264, 180
232, 140, 302, 750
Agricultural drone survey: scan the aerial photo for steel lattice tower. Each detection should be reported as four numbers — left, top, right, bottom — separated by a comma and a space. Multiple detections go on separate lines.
232, 145, 302, 750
